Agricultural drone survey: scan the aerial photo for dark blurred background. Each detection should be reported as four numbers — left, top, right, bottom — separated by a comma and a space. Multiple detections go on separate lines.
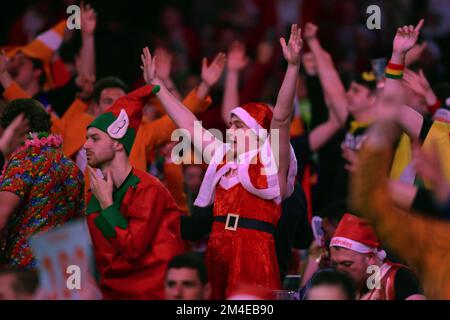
2, 0, 449, 97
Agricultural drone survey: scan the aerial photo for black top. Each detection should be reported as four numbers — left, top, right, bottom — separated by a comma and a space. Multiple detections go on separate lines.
304, 75, 347, 214
394, 267, 424, 300
291, 134, 311, 182
411, 187, 450, 221
419, 116, 434, 143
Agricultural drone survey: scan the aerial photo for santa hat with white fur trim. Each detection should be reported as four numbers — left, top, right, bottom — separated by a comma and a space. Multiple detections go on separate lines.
230, 102, 273, 138
330, 213, 387, 261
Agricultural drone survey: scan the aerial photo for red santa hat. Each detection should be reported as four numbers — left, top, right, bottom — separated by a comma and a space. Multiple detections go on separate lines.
194, 102, 298, 207
330, 213, 386, 261
88, 84, 160, 154
230, 102, 273, 138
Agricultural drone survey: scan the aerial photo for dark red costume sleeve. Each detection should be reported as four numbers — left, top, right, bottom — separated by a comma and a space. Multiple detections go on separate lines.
94, 185, 170, 261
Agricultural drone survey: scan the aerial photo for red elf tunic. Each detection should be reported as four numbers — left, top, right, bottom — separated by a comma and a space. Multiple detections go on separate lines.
86, 168, 184, 299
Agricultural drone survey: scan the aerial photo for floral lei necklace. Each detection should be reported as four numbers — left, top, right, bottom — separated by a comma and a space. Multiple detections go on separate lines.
0, 132, 63, 181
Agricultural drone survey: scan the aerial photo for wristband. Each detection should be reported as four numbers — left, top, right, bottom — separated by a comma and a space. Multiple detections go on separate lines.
385, 61, 404, 79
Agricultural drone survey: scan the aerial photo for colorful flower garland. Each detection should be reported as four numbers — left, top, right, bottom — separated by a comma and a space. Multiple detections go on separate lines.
0, 132, 63, 181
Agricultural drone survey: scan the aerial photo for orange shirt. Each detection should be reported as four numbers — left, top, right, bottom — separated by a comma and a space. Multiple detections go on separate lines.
352, 146, 450, 299
3, 82, 212, 204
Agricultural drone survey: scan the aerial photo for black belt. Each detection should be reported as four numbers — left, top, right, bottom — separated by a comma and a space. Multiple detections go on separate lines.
213, 214, 275, 235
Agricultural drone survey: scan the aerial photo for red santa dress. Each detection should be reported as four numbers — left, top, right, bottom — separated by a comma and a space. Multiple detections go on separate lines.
194, 103, 297, 299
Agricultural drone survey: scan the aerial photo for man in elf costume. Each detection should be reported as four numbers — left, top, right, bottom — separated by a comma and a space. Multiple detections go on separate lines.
329, 213, 425, 300
84, 84, 184, 299
140, 24, 302, 299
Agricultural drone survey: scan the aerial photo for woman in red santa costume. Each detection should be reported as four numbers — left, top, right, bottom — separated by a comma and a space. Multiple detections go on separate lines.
140, 24, 303, 299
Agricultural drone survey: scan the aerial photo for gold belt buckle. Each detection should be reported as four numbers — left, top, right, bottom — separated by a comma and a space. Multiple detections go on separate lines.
225, 213, 239, 231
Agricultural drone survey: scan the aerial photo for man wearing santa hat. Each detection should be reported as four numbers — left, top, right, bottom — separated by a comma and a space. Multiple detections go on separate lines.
141, 24, 301, 299
329, 213, 426, 300
83, 83, 184, 299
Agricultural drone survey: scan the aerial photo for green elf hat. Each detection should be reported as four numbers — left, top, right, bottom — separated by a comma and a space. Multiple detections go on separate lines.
88, 84, 160, 154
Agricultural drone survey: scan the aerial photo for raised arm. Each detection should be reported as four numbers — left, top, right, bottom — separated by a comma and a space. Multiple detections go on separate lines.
79, 2, 97, 80
351, 118, 444, 294
304, 23, 349, 125
222, 41, 248, 124
0, 114, 29, 160
272, 24, 303, 198
0, 51, 13, 92
154, 47, 181, 100
0, 50, 27, 100
403, 68, 439, 114
381, 20, 426, 140
308, 104, 341, 151
384, 20, 424, 103
141, 47, 222, 162
197, 52, 226, 101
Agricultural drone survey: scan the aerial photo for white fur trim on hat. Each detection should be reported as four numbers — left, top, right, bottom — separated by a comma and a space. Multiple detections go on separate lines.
330, 237, 387, 261
230, 107, 266, 138
107, 109, 129, 139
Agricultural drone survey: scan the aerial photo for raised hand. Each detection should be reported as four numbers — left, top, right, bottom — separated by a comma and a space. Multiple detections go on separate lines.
75, 73, 96, 101
154, 47, 173, 81
227, 41, 248, 71
405, 42, 427, 66
0, 114, 29, 158
280, 24, 303, 66
403, 68, 437, 105
393, 19, 424, 55
80, 1, 97, 36
403, 69, 427, 97
0, 49, 9, 75
303, 22, 318, 41
201, 52, 226, 87
141, 47, 158, 85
